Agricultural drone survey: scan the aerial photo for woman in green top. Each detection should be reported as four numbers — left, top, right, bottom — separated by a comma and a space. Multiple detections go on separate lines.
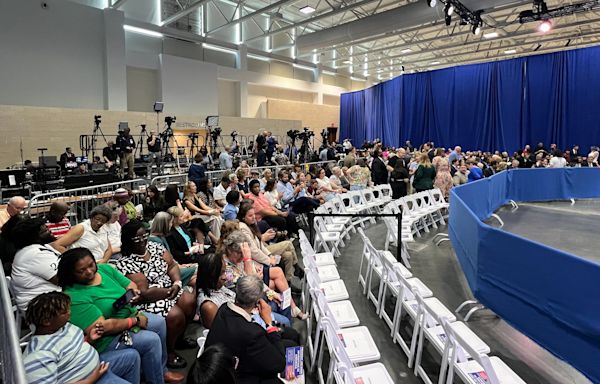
57, 247, 184, 384
413, 152, 437, 192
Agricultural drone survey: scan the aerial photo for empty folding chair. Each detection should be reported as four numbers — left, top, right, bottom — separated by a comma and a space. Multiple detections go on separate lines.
441, 318, 524, 384
303, 249, 340, 282
328, 196, 358, 234
316, 206, 351, 240
323, 320, 394, 384
378, 248, 412, 330
360, 187, 382, 214
313, 216, 344, 257
373, 184, 393, 204
299, 230, 336, 267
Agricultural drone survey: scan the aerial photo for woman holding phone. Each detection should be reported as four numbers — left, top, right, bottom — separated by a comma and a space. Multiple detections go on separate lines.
57, 248, 184, 384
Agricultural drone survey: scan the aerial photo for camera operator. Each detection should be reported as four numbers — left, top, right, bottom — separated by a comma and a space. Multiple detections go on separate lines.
116, 127, 135, 179
146, 130, 161, 177
102, 141, 117, 172
219, 146, 233, 170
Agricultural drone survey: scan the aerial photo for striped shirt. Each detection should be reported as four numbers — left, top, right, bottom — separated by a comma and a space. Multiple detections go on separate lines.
45, 218, 71, 239
23, 322, 98, 384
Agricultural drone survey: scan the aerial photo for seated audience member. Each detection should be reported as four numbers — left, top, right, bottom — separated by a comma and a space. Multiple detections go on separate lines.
452, 164, 469, 186
166, 206, 204, 264
238, 201, 302, 282
247, 180, 299, 235
263, 179, 282, 209
205, 275, 300, 384
0, 215, 26, 275
0, 195, 28, 231
277, 171, 320, 214
99, 202, 122, 257
149, 212, 199, 287
23, 292, 140, 384
188, 217, 217, 252
221, 229, 306, 320
164, 184, 182, 211
236, 159, 251, 177
183, 180, 223, 236
197, 178, 224, 236
549, 151, 568, 168
188, 153, 206, 187
116, 220, 197, 369
44, 201, 71, 239
53, 205, 113, 263
467, 161, 483, 182
143, 185, 166, 222
315, 168, 345, 201
261, 169, 273, 190
223, 190, 241, 220
11, 217, 61, 312
196, 252, 290, 329
249, 169, 261, 188
112, 188, 137, 225
213, 175, 231, 208
330, 166, 351, 190
187, 344, 237, 384
57, 248, 184, 384
390, 160, 409, 199
236, 169, 250, 197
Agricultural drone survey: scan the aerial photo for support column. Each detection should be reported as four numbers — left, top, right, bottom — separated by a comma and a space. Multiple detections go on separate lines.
238, 80, 248, 117
315, 64, 324, 105
238, 44, 248, 71
103, 8, 127, 110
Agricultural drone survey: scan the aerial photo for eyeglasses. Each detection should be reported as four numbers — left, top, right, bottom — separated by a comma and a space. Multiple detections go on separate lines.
131, 233, 149, 243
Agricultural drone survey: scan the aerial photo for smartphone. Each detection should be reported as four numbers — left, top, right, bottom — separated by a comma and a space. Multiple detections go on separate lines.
113, 289, 135, 310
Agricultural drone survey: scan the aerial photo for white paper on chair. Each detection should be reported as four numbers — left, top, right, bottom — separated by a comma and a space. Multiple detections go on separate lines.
280, 288, 292, 310
8, 175, 16, 186
338, 329, 374, 357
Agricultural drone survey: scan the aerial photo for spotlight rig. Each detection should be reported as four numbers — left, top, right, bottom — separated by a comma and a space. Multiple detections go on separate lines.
438, 1, 484, 35
518, 0, 600, 24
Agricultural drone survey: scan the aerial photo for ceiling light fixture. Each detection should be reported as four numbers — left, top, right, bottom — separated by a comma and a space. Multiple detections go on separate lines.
472, 22, 481, 35
401, 48, 412, 54
427, 0, 437, 8
299, 5, 315, 14
504, 49, 517, 54
343, 60, 352, 64
538, 19, 552, 33
123, 25, 163, 38
430, 61, 441, 65
445, 3, 455, 16
483, 32, 498, 39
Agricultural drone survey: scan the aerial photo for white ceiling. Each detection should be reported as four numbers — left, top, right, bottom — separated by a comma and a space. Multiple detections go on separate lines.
100, 0, 600, 81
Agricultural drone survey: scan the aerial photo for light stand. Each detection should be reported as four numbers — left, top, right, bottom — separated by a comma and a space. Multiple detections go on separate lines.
135, 124, 147, 160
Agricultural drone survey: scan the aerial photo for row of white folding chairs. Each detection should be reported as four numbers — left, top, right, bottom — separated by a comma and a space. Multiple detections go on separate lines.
6, 276, 32, 348
356, 229, 525, 384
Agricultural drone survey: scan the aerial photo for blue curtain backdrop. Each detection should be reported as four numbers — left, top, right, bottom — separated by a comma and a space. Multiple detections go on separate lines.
340, 45, 600, 152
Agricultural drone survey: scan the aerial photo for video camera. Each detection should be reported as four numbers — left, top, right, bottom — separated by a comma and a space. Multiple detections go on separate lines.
298, 127, 314, 141
94, 115, 102, 125
210, 126, 222, 140
231, 130, 238, 138
164, 116, 176, 127
287, 130, 300, 140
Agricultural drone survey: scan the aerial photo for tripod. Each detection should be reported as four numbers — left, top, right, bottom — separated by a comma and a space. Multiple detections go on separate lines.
286, 137, 298, 163
299, 138, 312, 163
160, 123, 177, 172
134, 124, 147, 160
37, 148, 48, 193
90, 117, 108, 161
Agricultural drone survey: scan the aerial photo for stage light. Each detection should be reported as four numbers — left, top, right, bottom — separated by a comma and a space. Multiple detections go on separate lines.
472, 23, 481, 35
299, 5, 315, 14
445, 3, 454, 16
483, 32, 498, 39
431, 61, 440, 65
504, 49, 517, 54
538, 19, 552, 33
427, 0, 436, 8
401, 48, 412, 53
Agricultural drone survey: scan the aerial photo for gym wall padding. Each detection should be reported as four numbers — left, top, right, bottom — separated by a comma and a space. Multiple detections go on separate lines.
449, 168, 600, 383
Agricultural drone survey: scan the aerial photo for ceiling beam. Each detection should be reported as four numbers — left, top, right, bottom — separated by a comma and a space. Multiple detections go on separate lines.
245, 0, 381, 42
111, 0, 129, 8
161, 0, 212, 26
207, 0, 294, 36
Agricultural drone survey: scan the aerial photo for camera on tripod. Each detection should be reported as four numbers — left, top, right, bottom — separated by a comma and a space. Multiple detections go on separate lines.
164, 116, 176, 127
297, 127, 314, 141
287, 130, 300, 140
94, 115, 102, 125
231, 130, 238, 138
188, 132, 199, 140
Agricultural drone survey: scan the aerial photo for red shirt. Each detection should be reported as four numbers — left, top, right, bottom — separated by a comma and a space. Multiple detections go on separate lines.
46, 217, 71, 238
247, 192, 273, 222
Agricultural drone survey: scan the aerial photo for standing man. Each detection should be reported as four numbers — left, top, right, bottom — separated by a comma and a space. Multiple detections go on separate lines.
102, 141, 117, 173
0, 196, 28, 231
448, 146, 463, 164
146, 130, 161, 177
219, 146, 233, 170
117, 128, 135, 179
266, 131, 277, 164
59, 147, 77, 172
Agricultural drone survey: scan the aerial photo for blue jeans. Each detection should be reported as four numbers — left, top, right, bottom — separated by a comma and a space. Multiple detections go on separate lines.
105, 312, 167, 384
350, 185, 365, 191
98, 348, 141, 384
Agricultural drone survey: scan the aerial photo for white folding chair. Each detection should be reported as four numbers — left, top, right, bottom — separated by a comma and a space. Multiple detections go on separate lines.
316, 206, 352, 240
412, 292, 458, 384
378, 248, 412, 330
299, 230, 336, 267
360, 187, 382, 214
196, 329, 210, 357
441, 318, 523, 384
324, 320, 394, 384
6, 276, 32, 348
313, 216, 345, 257
328, 197, 358, 234
373, 184, 393, 205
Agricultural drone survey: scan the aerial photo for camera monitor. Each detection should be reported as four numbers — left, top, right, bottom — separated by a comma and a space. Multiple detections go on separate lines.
206, 116, 219, 127
118, 122, 129, 131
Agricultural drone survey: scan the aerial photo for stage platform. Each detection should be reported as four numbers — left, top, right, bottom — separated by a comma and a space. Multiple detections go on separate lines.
488, 199, 600, 264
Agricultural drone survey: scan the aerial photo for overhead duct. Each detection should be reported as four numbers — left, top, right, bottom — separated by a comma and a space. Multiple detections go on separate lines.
295, 0, 524, 53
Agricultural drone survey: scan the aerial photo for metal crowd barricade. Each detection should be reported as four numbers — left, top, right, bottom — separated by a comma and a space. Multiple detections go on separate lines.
27, 179, 147, 224
0, 267, 27, 383
150, 160, 336, 188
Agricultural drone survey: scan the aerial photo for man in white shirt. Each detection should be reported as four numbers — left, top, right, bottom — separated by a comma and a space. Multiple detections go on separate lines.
213, 175, 232, 208
219, 147, 233, 170
10, 217, 61, 312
